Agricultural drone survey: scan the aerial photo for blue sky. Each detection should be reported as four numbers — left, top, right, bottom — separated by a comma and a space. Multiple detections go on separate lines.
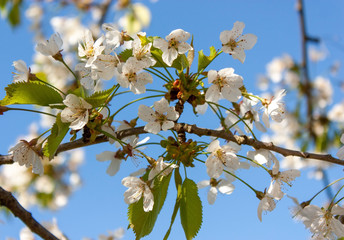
1, 0, 344, 239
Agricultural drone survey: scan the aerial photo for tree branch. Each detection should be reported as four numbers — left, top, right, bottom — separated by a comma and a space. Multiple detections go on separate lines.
1, 123, 344, 166
0, 187, 59, 240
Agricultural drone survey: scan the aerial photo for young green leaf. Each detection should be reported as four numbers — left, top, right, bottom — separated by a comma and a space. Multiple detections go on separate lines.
180, 178, 203, 240
43, 114, 70, 160
119, 49, 133, 62
84, 85, 116, 108
197, 46, 218, 73
128, 174, 172, 239
0, 81, 63, 106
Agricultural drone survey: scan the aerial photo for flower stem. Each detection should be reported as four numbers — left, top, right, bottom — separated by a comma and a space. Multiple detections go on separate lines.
6, 107, 56, 117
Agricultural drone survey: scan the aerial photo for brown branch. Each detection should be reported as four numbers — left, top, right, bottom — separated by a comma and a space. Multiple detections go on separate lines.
297, 0, 316, 140
0, 186, 59, 240
2, 123, 344, 166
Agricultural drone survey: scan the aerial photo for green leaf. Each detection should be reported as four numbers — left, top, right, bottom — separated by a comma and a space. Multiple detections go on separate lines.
163, 169, 182, 240
0, 0, 8, 9
180, 178, 203, 240
85, 85, 116, 108
8, 1, 21, 27
197, 46, 218, 73
128, 174, 172, 239
119, 49, 133, 62
0, 81, 63, 106
43, 114, 70, 160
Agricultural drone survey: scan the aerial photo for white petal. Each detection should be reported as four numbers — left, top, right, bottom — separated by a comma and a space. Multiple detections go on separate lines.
144, 122, 161, 134
207, 187, 218, 205
138, 105, 155, 122
96, 151, 115, 162
154, 98, 169, 114
238, 33, 257, 50
197, 180, 210, 189
106, 159, 121, 176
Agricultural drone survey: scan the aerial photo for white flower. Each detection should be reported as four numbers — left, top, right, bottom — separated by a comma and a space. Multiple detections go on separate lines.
266, 54, 294, 83
93, 54, 121, 80
148, 157, 178, 181
9, 140, 44, 175
132, 33, 156, 68
257, 193, 276, 222
267, 158, 300, 200
262, 89, 286, 129
78, 29, 105, 67
300, 204, 344, 239
12, 60, 30, 82
117, 57, 153, 94
197, 178, 235, 205
220, 21, 257, 63
61, 94, 92, 130
122, 176, 154, 212
205, 140, 240, 178
205, 68, 243, 103
153, 29, 192, 66
96, 151, 122, 176
75, 63, 99, 89
336, 134, 344, 160
36, 33, 63, 57
138, 98, 179, 134
240, 96, 266, 133
328, 102, 344, 122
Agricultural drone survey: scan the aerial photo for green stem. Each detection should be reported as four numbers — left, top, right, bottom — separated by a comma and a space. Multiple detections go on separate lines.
145, 68, 170, 83
237, 154, 269, 173
111, 94, 165, 118
7, 107, 56, 118
60, 58, 78, 80
309, 177, 344, 203
151, 52, 175, 81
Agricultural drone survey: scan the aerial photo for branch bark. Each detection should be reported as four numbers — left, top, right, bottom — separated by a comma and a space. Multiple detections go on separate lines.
0, 187, 59, 240
1, 123, 343, 166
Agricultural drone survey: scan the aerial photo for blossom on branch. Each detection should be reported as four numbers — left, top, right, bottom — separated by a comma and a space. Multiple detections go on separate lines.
153, 29, 192, 66
36, 33, 63, 58
138, 98, 179, 134
61, 94, 92, 130
78, 29, 105, 67
220, 21, 257, 63
148, 157, 178, 181
117, 57, 153, 94
9, 140, 44, 175
12, 60, 30, 82
262, 89, 286, 129
205, 68, 243, 103
122, 176, 154, 212
96, 151, 122, 176
205, 140, 240, 179
257, 193, 276, 222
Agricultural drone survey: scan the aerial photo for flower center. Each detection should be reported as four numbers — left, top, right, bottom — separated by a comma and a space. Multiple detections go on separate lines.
215, 149, 226, 164
225, 38, 238, 51
168, 38, 178, 49
126, 72, 137, 82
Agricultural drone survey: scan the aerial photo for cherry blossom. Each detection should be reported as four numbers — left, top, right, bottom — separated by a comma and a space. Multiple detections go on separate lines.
153, 29, 192, 66
12, 60, 30, 82
78, 29, 105, 67
60, 94, 92, 130
220, 21, 257, 63
36, 33, 63, 57
148, 157, 178, 181
122, 176, 154, 212
205, 68, 243, 103
138, 98, 179, 134
262, 89, 286, 129
205, 140, 240, 178
75, 63, 100, 89
257, 193, 276, 222
9, 140, 44, 175
240, 96, 266, 133
267, 158, 300, 200
132, 33, 156, 68
197, 178, 235, 205
117, 57, 153, 94
299, 204, 344, 239
93, 54, 121, 80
